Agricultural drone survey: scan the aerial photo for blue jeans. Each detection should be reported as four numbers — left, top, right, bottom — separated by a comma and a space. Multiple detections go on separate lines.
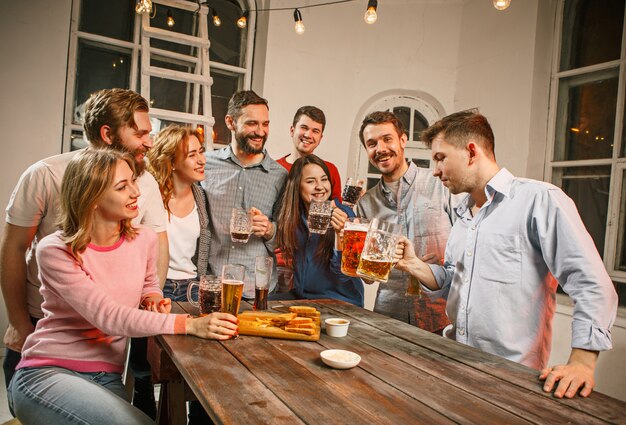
163, 278, 197, 302
8, 366, 154, 425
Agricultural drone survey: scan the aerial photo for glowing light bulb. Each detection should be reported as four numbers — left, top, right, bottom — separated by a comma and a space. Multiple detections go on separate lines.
237, 11, 248, 29
364, 0, 378, 24
135, 0, 152, 14
212, 9, 221, 27
493, 0, 511, 10
293, 9, 305, 35
166, 9, 175, 27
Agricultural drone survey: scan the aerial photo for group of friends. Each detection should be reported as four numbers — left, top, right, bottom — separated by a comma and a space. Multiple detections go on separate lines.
0, 87, 618, 424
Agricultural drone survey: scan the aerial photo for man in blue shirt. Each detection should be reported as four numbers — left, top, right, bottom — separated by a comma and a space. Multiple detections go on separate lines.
395, 110, 617, 399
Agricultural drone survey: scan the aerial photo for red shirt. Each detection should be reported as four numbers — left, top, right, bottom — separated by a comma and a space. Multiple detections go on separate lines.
277, 155, 343, 202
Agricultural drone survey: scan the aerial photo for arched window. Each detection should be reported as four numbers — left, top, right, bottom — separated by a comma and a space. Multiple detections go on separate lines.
351, 92, 445, 190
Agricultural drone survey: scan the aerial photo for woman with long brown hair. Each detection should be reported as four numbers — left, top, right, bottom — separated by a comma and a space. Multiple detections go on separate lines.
8, 149, 237, 425
274, 154, 363, 306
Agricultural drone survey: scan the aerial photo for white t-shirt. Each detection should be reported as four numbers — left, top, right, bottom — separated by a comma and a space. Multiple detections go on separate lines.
166, 205, 200, 279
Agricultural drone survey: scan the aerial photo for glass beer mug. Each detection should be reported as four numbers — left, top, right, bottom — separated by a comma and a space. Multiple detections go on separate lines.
356, 219, 402, 283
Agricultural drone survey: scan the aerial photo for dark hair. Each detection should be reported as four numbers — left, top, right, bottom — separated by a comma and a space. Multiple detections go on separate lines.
358, 111, 405, 146
83, 89, 149, 147
421, 110, 495, 156
276, 155, 335, 264
226, 90, 269, 122
292, 106, 326, 132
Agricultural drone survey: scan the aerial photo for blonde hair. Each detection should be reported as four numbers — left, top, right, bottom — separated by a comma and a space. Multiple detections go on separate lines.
59, 148, 138, 262
146, 124, 204, 215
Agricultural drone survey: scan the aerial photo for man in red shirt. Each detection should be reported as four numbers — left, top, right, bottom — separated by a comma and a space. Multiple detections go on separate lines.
277, 106, 342, 201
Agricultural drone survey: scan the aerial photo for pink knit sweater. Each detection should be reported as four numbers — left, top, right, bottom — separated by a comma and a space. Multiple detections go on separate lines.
18, 227, 187, 373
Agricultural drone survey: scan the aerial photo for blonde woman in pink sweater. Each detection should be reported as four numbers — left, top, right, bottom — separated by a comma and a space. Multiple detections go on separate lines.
8, 149, 238, 425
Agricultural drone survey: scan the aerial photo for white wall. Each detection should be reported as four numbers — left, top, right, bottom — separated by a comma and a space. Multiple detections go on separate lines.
0, 0, 72, 337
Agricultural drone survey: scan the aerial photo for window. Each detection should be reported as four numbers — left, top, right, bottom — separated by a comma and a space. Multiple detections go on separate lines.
355, 95, 443, 190
63, 0, 254, 151
548, 0, 626, 305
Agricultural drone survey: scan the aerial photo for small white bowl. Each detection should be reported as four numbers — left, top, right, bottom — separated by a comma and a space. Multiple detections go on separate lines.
320, 349, 361, 369
325, 318, 350, 337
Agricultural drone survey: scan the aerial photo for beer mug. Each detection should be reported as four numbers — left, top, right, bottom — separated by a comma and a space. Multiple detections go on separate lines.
230, 208, 252, 243
340, 218, 370, 277
253, 256, 273, 311
341, 178, 363, 207
356, 219, 402, 283
187, 275, 221, 315
221, 264, 245, 316
307, 200, 333, 235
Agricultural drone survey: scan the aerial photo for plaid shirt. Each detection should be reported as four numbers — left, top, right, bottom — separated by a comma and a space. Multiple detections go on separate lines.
202, 146, 287, 295
356, 162, 455, 330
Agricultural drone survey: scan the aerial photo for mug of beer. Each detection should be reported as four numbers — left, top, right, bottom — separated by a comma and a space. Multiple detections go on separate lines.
341, 178, 363, 207
187, 275, 221, 315
341, 218, 370, 277
356, 219, 402, 283
230, 208, 252, 243
221, 264, 245, 316
307, 200, 333, 234
253, 256, 273, 311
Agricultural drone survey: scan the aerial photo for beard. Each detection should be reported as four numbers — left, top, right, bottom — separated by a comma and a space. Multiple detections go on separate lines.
235, 131, 267, 155
110, 136, 146, 175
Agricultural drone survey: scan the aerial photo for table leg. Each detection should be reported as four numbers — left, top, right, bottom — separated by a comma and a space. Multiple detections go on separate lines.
157, 381, 186, 425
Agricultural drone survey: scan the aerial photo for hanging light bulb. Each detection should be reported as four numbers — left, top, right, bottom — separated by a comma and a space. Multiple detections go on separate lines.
294, 9, 305, 35
212, 9, 221, 27
166, 9, 175, 27
364, 0, 378, 24
493, 0, 512, 10
135, 0, 153, 14
237, 11, 248, 29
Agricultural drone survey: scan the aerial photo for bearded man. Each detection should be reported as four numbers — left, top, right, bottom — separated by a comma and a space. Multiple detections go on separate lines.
202, 90, 287, 293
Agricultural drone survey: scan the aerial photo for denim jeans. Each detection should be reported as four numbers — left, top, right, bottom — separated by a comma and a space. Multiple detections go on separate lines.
163, 278, 197, 302
8, 366, 154, 425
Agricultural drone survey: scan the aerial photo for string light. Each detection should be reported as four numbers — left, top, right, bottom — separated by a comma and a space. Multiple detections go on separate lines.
237, 10, 249, 29
293, 9, 305, 35
135, 0, 152, 14
493, 0, 512, 10
166, 9, 175, 27
212, 8, 221, 27
364, 0, 378, 24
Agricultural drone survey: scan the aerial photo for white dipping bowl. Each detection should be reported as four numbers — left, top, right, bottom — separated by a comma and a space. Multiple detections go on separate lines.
325, 318, 350, 337
320, 349, 361, 369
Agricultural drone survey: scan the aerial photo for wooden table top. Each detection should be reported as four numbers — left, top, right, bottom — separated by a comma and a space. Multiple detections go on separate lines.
152, 299, 626, 424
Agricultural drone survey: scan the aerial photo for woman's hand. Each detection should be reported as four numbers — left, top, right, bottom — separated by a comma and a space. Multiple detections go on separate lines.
141, 296, 172, 313
186, 312, 239, 340
330, 203, 348, 234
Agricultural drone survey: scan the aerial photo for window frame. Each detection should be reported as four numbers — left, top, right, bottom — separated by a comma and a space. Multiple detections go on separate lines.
62, 0, 255, 151
545, 0, 626, 283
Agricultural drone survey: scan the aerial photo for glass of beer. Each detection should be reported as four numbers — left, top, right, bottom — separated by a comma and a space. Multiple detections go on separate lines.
187, 275, 221, 315
253, 256, 273, 311
221, 264, 245, 316
356, 219, 402, 283
342, 178, 363, 207
341, 218, 370, 277
230, 208, 252, 243
307, 200, 333, 234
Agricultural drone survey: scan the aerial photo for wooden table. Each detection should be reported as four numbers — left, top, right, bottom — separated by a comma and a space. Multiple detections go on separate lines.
148, 299, 626, 424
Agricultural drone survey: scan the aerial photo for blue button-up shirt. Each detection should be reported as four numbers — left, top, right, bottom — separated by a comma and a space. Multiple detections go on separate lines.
428, 168, 618, 369
202, 147, 287, 295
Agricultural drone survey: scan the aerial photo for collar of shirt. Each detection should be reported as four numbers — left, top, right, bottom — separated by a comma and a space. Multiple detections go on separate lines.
215, 145, 272, 172
454, 167, 513, 221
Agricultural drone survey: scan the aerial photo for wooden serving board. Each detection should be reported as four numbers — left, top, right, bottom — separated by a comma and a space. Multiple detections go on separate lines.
238, 310, 321, 341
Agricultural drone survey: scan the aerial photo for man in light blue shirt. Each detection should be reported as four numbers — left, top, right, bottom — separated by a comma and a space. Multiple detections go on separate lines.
395, 110, 617, 399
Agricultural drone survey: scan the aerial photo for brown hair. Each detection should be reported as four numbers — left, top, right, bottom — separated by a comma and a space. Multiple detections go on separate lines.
58, 148, 138, 263
292, 106, 326, 132
421, 110, 495, 156
276, 155, 335, 263
83, 88, 149, 147
226, 90, 269, 122
358, 111, 405, 146
146, 125, 205, 215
